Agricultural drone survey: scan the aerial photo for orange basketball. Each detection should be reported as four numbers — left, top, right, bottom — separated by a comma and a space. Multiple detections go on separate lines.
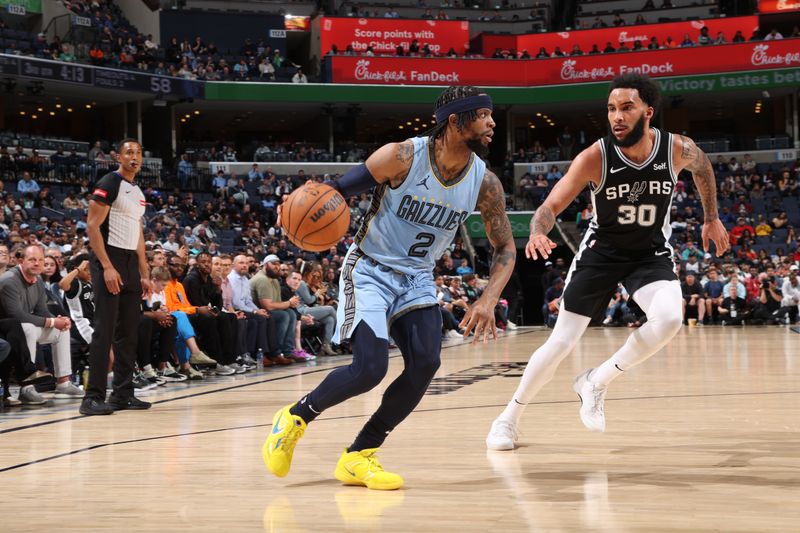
281, 182, 350, 252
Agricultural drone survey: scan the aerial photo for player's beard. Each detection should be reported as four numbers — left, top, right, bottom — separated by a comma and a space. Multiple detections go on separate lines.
610, 113, 646, 148
466, 136, 490, 158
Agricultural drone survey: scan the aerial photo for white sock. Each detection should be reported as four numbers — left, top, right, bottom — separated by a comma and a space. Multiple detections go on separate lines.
590, 360, 622, 387
143, 364, 153, 372
499, 398, 528, 423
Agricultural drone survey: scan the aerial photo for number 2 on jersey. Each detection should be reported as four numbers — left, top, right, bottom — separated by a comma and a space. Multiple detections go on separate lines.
617, 204, 656, 226
408, 232, 435, 257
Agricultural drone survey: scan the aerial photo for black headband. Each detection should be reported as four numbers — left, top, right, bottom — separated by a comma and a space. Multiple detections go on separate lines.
434, 94, 493, 124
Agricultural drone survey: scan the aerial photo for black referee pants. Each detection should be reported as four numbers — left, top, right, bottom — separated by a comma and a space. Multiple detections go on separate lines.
86, 246, 142, 402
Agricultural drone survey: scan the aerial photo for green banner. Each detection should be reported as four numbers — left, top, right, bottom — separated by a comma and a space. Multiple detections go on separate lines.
466, 212, 534, 239
205, 67, 800, 105
1, 0, 42, 13
657, 68, 800, 95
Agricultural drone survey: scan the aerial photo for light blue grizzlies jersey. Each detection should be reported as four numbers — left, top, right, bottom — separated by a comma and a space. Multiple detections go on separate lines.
356, 136, 486, 275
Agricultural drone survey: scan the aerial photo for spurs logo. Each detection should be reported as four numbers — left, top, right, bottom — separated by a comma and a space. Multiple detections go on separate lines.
627, 181, 647, 203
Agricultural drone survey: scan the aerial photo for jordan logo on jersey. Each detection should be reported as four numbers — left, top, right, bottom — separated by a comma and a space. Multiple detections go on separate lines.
626, 181, 647, 204
417, 176, 430, 190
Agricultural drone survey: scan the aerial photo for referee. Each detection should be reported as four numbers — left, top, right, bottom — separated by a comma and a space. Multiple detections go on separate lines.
80, 139, 153, 415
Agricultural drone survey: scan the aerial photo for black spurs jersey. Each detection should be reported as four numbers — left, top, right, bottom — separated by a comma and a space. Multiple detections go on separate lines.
589, 127, 677, 250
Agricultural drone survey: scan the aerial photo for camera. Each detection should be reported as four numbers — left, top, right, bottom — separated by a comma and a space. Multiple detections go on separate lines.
762, 279, 770, 289
152, 301, 162, 311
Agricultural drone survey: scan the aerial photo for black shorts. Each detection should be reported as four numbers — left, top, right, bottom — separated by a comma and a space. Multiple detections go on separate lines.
561, 234, 678, 319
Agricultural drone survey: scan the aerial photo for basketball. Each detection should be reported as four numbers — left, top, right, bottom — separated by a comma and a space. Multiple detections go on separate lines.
281, 182, 350, 252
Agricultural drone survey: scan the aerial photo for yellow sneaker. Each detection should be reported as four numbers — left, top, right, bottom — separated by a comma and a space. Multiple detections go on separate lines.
334, 448, 404, 490
262, 403, 307, 477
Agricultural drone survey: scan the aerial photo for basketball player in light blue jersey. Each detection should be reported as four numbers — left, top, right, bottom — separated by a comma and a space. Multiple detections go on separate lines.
264, 86, 516, 490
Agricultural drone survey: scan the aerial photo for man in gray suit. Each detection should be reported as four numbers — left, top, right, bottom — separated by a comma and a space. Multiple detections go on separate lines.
0, 245, 83, 399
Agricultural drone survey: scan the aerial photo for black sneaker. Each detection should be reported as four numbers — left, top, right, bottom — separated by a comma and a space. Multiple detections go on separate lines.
108, 396, 152, 411
79, 398, 114, 416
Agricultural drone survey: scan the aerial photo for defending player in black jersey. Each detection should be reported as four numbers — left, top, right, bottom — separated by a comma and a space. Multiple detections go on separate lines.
486, 73, 729, 450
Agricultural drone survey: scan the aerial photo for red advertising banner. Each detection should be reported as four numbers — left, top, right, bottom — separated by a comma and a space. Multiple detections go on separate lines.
329, 39, 800, 86
759, 0, 800, 12
320, 17, 470, 56
481, 16, 760, 55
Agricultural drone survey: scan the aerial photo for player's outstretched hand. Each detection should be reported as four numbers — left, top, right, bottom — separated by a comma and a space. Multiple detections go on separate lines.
459, 297, 497, 344
525, 234, 557, 261
702, 219, 730, 257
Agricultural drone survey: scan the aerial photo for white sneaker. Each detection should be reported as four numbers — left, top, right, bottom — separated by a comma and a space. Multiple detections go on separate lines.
573, 369, 607, 432
228, 362, 247, 374
486, 417, 520, 451
19, 384, 47, 405
189, 351, 217, 365
158, 363, 188, 382
214, 364, 236, 376
446, 330, 463, 339
54, 381, 85, 398
506, 321, 518, 330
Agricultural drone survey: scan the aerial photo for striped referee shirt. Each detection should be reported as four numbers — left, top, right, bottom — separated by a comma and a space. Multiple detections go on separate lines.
91, 172, 146, 250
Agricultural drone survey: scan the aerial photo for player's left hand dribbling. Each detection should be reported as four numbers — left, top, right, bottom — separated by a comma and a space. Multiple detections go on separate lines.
459, 298, 497, 344
702, 219, 730, 257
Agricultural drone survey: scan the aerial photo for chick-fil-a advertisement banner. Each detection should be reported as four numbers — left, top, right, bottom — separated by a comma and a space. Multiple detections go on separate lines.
758, 0, 800, 12
320, 17, 470, 56
489, 16, 759, 56
329, 39, 800, 86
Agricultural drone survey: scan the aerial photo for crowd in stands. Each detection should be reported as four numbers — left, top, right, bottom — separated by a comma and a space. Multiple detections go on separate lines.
4, 0, 795, 79
184, 142, 351, 165
338, 1, 546, 24
0, 2, 304, 82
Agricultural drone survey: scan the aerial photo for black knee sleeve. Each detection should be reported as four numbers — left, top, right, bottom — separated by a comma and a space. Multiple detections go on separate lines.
292, 322, 389, 424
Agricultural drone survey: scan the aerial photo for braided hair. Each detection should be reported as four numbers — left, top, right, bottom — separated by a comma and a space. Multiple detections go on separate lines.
427, 85, 486, 140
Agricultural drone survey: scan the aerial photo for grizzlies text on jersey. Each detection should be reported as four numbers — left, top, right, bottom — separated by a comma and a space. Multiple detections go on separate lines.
355, 136, 485, 275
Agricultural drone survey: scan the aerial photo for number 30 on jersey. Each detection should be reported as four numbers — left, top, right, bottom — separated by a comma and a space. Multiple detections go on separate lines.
617, 204, 656, 226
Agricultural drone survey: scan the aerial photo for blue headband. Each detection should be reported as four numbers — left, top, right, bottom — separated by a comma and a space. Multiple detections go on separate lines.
434, 94, 493, 124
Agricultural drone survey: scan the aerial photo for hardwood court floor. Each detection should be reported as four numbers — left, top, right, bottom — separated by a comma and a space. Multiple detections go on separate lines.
1, 326, 799, 532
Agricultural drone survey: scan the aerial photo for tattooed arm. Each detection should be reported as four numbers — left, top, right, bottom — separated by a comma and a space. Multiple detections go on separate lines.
526, 144, 600, 259
365, 139, 416, 188
459, 170, 516, 342
673, 134, 730, 256
477, 169, 516, 303
674, 135, 717, 221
